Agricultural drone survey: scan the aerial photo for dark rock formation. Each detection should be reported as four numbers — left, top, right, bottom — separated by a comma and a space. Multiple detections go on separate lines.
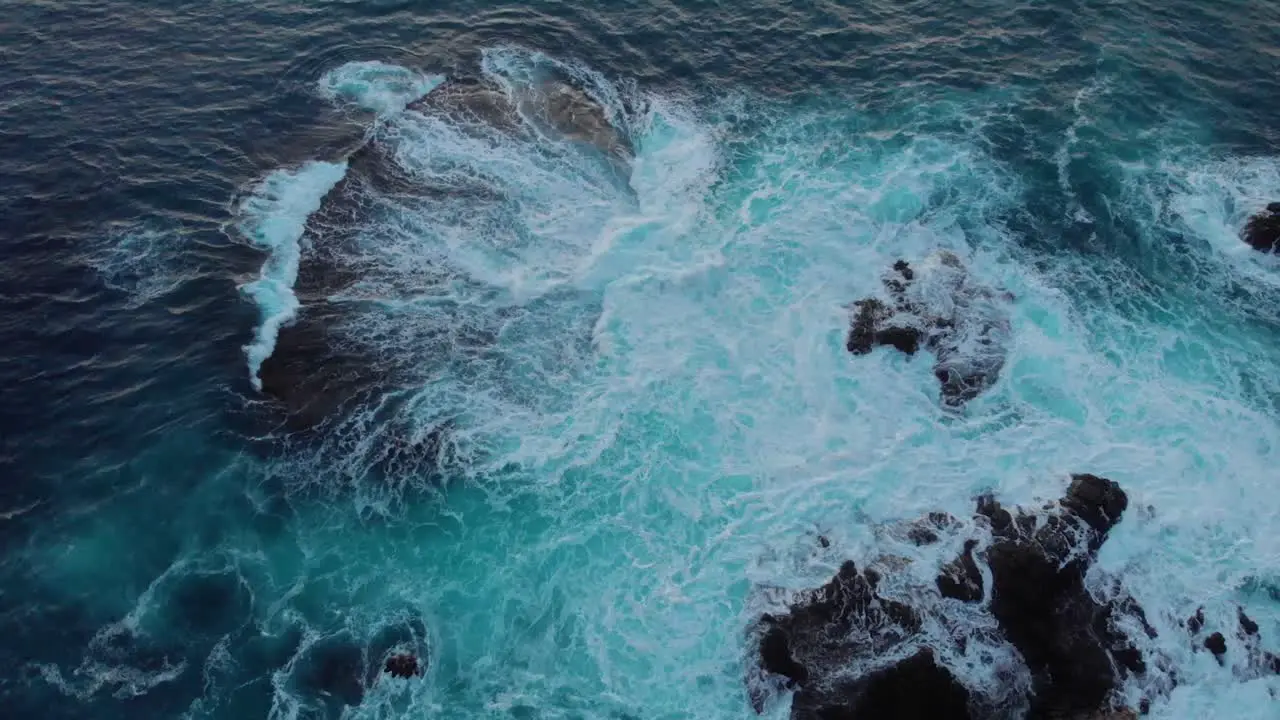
1204, 632, 1227, 661
748, 472, 1280, 718
936, 539, 983, 603
789, 648, 972, 720
255, 306, 378, 434
846, 252, 1012, 408
384, 653, 423, 678
246, 66, 632, 442
1241, 202, 1280, 253
847, 297, 895, 355
407, 76, 523, 133
367, 613, 431, 685
1186, 607, 1205, 635
755, 561, 921, 688
1238, 608, 1259, 636
751, 560, 922, 714
906, 512, 958, 546
408, 74, 633, 167
976, 474, 1138, 718
748, 474, 1144, 720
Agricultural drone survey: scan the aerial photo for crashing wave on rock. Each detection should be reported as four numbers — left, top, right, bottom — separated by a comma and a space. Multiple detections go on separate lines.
847, 251, 1013, 409
746, 474, 1280, 719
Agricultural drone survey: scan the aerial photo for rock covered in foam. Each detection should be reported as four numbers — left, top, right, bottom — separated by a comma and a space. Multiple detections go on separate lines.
533, 80, 634, 162
789, 648, 972, 720
245, 62, 634, 446
408, 73, 633, 164
1181, 603, 1280, 681
976, 474, 1141, 717
747, 474, 1146, 719
383, 652, 423, 678
407, 76, 522, 133
847, 252, 1012, 408
1241, 202, 1280, 253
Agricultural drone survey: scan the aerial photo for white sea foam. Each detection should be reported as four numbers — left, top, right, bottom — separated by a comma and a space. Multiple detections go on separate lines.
41, 49, 1280, 719
318, 60, 444, 116
236, 160, 347, 390
87, 226, 192, 307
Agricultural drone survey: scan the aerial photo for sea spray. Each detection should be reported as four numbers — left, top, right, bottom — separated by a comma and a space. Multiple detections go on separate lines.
319, 61, 445, 117
237, 160, 347, 391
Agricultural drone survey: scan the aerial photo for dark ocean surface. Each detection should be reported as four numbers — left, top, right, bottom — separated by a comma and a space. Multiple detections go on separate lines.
4, 1, 1280, 718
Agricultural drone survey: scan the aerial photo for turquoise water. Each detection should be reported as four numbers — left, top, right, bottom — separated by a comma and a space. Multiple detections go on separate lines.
5, 3, 1280, 719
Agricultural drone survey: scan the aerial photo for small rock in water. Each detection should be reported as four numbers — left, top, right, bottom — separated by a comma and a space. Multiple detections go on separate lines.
1204, 632, 1227, 661
1241, 202, 1280, 252
1187, 607, 1205, 634
845, 253, 1012, 408
384, 652, 423, 678
1238, 607, 1259, 637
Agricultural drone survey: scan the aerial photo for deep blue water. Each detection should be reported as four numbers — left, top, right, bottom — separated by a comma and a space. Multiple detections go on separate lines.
4, 1, 1280, 718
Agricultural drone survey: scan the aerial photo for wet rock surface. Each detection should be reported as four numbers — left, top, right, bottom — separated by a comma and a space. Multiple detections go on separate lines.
978, 474, 1138, 718
847, 252, 1012, 408
747, 473, 1280, 718
383, 653, 424, 678
245, 65, 632, 446
1241, 202, 1280, 253
407, 76, 523, 133
936, 539, 982, 603
748, 475, 1144, 719
789, 648, 972, 720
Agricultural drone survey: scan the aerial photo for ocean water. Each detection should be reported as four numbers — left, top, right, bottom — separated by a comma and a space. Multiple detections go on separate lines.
3, 1, 1280, 718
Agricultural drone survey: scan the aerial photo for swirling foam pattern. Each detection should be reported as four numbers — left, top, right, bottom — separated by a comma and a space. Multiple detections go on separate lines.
3, 2, 1280, 719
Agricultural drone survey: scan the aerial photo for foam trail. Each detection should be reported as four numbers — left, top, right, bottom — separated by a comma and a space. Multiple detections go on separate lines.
237, 160, 347, 390
318, 61, 444, 116
87, 227, 191, 308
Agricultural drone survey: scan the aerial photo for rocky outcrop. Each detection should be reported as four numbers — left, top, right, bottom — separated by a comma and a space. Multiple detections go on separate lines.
748, 474, 1145, 719
847, 252, 1012, 408
974, 474, 1143, 718
1241, 202, 1280, 253
789, 648, 972, 720
408, 74, 633, 165
1182, 603, 1280, 679
407, 76, 523, 133
383, 653, 423, 679
248, 67, 633, 442
525, 80, 634, 164
747, 473, 1280, 718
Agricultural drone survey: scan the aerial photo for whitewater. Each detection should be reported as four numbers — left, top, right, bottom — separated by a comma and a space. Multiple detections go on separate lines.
41, 45, 1280, 719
